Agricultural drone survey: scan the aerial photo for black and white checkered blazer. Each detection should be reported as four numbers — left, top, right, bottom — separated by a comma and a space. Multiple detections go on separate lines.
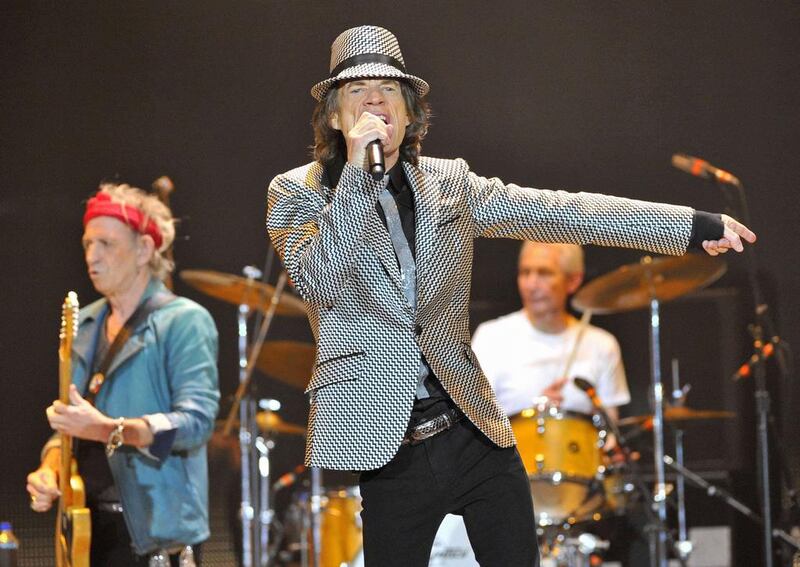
267, 157, 693, 471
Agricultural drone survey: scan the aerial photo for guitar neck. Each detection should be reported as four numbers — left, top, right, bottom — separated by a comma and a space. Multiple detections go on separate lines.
58, 349, 73, 498
57, 292, 78, 499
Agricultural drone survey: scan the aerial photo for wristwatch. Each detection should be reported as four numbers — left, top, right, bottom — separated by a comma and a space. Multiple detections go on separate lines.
105, 417, 125, 457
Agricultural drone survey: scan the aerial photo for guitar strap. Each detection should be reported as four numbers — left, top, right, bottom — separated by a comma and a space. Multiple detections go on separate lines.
85, 291, 177, 405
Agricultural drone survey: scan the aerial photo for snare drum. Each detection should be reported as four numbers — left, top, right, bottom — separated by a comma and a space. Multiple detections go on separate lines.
510, 401, 607, 525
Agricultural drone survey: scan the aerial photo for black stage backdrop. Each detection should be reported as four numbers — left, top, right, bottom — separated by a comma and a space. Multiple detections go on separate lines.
2, 2, 798, 565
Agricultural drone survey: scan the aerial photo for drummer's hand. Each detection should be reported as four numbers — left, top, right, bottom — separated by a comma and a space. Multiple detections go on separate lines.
702, 214, 756, 256
541, 377, 568, 406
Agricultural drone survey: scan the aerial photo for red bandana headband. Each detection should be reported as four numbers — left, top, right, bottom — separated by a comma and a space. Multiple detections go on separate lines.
83, 192, 164, 249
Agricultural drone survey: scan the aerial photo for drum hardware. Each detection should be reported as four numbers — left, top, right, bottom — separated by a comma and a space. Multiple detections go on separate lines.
181, 265, 296, 567
572, 253, 727, 567
669, 359, 691, 563
661, 454, 800, 554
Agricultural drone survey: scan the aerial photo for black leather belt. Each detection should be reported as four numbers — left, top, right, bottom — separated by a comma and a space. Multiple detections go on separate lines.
402, 407, 463, 445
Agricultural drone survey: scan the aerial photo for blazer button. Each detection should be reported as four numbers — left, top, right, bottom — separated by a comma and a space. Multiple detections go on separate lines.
414, 324, 423, 336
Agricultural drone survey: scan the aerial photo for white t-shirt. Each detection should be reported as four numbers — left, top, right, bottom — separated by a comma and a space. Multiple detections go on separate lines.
472, 310, 630, 416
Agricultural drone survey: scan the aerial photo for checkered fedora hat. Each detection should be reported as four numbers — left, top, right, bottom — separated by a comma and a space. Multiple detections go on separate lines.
311, 25, 430, 101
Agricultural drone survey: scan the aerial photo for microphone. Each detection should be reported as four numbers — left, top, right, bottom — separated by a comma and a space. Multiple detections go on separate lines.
573, 377, 602, 408
367, 140, 385, 181
272, 464, 307, 492
732, 337, 779, 381
574, 377, 626, 460
671, 153, 741, 186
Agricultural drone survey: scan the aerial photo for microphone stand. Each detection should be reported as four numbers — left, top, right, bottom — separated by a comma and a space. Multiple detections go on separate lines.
718, 176, 794, 567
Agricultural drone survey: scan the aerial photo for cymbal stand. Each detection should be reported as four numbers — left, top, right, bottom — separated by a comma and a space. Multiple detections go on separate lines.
299, 467, 323, 567
670, 359, 693, 562
642, 256, 669, 567
256, 398, 281, 567
223, 266, 289, 566
310, 467, 323, 567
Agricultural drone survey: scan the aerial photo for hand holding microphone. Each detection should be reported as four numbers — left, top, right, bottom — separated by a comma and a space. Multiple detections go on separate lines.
346, 112, 393, 180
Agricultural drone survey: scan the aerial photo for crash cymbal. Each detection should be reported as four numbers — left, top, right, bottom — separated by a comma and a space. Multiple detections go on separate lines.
256, 411, 306, 436
256, 340, 316, 390
180, 269, 306, 317
618, 406, 736, 428
571, 254, 727, 314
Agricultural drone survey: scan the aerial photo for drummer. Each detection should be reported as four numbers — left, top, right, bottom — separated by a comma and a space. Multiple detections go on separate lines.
472, 242, 629, 422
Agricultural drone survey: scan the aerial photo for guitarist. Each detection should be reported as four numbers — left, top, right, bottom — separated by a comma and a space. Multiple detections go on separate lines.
27, 182, 220, 566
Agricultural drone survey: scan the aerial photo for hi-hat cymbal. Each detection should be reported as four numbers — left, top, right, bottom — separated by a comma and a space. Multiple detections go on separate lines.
180, 269, 306, 317
571, 254, 727, 314
618, 406, 736, 428
256, 411, 306, 436
215, 411, 306, 436
256, 341, 316, 390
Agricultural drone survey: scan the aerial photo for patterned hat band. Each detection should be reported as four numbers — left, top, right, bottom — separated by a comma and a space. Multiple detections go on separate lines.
329, 53, 406, 77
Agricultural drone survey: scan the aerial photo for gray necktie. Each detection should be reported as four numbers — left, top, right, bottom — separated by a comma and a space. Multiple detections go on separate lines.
377, 183, 430, 399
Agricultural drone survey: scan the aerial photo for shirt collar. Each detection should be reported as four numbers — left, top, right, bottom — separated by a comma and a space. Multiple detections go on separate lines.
322, 154, 407, 190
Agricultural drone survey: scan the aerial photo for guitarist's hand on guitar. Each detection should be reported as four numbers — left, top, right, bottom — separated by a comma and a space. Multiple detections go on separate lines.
47, 384, 115, 442
27, 465, 60, 512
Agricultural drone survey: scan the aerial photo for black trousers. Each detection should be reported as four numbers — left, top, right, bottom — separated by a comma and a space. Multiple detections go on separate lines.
359, 419, 540, 567
89, 509, 203, 566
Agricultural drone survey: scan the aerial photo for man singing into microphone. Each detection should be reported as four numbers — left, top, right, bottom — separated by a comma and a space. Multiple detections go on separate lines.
266, 25, 755, 566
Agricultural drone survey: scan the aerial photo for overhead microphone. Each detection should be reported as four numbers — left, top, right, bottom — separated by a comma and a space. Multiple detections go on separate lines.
573, 377, 601, 406
574, 377, 626, 459
671, 153, 741, 186
732, 337, 780, 381
367, 140, 385, 181
272, 464, 307, 492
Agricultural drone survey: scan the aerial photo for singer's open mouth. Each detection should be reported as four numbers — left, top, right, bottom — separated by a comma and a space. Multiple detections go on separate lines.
367, 112, 389, 124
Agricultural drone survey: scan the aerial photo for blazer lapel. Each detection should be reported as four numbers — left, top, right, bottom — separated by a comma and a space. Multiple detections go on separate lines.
321, 159, 407, 304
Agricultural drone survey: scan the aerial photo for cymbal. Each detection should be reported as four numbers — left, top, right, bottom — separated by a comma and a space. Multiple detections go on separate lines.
180, 269, 306, 317
215, 411, 306, 436
618, 406, 736, 428
256, 411, 306, 436
256, 340, 316, 390
571, 254, 727, 314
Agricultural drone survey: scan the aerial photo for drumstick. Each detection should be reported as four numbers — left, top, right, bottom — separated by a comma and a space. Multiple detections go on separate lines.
561, 309, 592, 380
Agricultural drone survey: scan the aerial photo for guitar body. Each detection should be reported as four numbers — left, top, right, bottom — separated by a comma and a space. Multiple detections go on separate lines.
55, 463, 91, 567
56, 292, 91, 567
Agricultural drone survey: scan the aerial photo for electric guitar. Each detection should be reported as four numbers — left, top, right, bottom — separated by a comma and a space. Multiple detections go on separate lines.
55, 291, 91, 567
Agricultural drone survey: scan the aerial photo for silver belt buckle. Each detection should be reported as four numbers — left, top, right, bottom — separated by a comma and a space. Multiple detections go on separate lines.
407, 410, 454, 444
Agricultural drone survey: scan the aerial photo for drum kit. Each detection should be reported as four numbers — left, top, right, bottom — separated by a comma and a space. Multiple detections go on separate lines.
179, 251, 762, 567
